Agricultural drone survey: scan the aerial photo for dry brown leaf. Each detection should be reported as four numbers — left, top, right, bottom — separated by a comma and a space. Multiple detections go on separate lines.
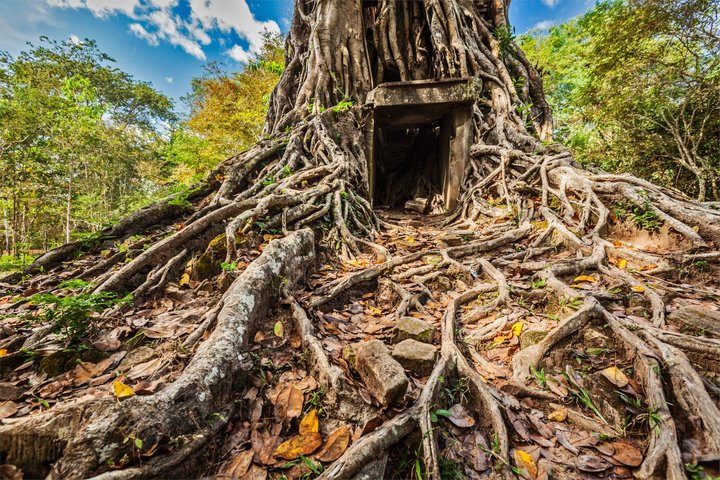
299, 409, 319, 435
447, 404, 476, 428
577, 454, 611, 472
221, 450, 254, 477
242, 464, 267, 480
0, 400, 19, 419
600, 366, 629, 388
274, 385, 304, 421
610, 441, 642, 467
273, 432, 322, 460
316, 425, 351, 462
127, 358, 163, 380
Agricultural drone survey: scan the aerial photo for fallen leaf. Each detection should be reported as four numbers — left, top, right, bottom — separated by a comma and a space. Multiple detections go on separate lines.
573, 275, 597, 283
577, 454, 611, 472
274, 385, 303, 421
600, 366, 629, 388
179, 273, 190, 287
510, 321, 524, 337
273, 321, 284, 337
447, 404, 476, 428
126, 358, 163, 380
273, 432, 322, 460
113, 379, 135, 399
617, 259, 627, 269
0, 400, 19, 419
316, 425, 351, 462
243, 464, 267, 480
631, 285, 645, 293
611, 441, 642, 467
514, 449, 538, 479
221, 450, 254, 477
548, 408, 567, 422
0, 348, 8, 357
299, 409, 319, 435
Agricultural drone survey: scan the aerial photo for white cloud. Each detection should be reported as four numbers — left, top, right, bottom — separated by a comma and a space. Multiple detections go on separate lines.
129, 23, 159, 46
47, 0, 278, 61
532, 20, 554, 30
188, 0, 280, 54
226, 44, 250, 63
68, 34, 82, 44
541, 0, 560, 7
48, 0, 139, 17
165, 76, 173, 84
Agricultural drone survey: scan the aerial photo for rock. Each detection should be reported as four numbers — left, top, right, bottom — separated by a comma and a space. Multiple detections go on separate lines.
519, 330, 548, 350
668, 305, 720, 336
439, 234, 463, 246
405, 198, 428, 213
394, 317, 435, 344
392, 339, 437, 376
582, 329, 611, 349
354, 340, 408, 405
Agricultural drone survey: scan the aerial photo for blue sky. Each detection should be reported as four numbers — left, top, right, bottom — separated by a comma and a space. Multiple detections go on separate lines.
0, 0, 593, 106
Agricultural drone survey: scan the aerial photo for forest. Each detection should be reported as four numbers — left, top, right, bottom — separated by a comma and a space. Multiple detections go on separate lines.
0, 0, 719, 479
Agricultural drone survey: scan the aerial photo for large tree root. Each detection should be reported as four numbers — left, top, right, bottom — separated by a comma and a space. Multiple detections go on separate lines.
0, 230, 314, 479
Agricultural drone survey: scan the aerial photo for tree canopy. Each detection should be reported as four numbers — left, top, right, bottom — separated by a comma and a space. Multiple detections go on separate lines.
519, 0, 720, 199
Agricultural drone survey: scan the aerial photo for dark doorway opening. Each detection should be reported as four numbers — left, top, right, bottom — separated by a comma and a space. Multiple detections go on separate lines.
373, 122, 443, 211
366, 79, 478, 214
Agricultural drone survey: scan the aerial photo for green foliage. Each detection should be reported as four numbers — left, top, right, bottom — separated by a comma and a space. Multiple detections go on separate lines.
519, 0, 720, 199
29, 291, 130, 342
614, 201, 663, 232
58, 279, 92, 290
332, 99, 354, 112
0, 37, 174, 252
220, 262, 237, 272
493, 25, 516, 56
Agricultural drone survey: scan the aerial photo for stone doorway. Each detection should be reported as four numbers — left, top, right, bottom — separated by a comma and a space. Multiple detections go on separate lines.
366, 78, 478, 213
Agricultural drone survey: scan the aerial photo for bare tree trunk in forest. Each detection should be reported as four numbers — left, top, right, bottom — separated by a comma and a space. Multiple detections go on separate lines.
65, 174, 72, 244
1, 1, 720, 479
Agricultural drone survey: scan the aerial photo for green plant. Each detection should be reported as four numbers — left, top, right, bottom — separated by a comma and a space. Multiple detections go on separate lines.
692, 260, 710, 272
305, 388, 326, 416
531, 278, 547, 289
439, 376, 470, 405
530, 366, 547, 389
439, 457, 463, 480
29, 291, 130, 342
614, 201, 662, 233
493, 24, 516, 56
332, 98, 354, 112
562, 370, 606, 423
221, 261, 237, 272
58, 278, 92, 290
685, 462, 720, 480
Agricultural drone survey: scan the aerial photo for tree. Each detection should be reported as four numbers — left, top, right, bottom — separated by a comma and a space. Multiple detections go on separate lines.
163, 32, 285, 184
520, 0, 720, 199
1, 2, 720, 479
0, 38, 174, 256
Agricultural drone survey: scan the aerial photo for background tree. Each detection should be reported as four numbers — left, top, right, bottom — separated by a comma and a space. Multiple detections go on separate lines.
520, 0, 720, 199
0, 38, 174, 260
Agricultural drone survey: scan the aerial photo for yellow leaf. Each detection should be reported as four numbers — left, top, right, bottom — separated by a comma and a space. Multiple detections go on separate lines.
601, 366, 629, 388
404, 236, 415, 243
316, 425, 351, 462
631, 285, 645, 293
617, 259, 627, 269
0, 348, 8, 357
510, 321, 524, 337
273, 321, 284, 337
638, 264, 657, 272
513, 449, 538, 479
573, 275, 597, 283
113, 380, 135, 399
273, 432, 322, 460
548, 408, 567, 422
179, 273, 190, 287
299, 409, 319, 435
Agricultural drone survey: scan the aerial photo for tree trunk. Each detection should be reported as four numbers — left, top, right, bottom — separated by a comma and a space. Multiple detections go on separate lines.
1, 1, 720, 479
